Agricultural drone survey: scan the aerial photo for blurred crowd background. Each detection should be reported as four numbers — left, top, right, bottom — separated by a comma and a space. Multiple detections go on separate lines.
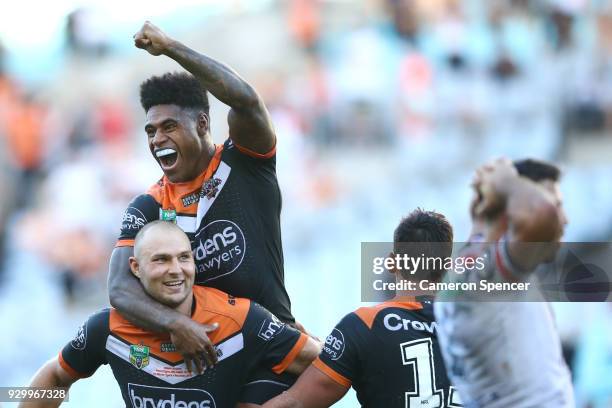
0, 0, 611, 406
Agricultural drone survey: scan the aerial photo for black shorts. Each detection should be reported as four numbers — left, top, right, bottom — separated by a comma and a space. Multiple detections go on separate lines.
239, 367, 298, 404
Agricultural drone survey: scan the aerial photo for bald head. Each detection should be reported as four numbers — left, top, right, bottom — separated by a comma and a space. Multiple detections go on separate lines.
129, 220, 196, 311
134, 221, 190, 260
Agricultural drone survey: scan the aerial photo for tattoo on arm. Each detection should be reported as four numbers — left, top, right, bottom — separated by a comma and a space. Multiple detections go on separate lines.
165, 41, 259, 111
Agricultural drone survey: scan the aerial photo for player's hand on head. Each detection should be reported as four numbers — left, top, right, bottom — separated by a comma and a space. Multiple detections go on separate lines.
472, 157, 517, 217
487, 157, 518, 180
133, 21, 172, 56
169, 317, 219, 374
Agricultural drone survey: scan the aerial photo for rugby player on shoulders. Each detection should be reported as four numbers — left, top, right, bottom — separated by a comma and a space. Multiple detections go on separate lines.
108, 22, 306, 404
434, 158, 573, 407
23, 222, 319, 408
262, 209, 463, 408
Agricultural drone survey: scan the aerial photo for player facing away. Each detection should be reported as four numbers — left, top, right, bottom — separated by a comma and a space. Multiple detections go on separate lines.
262, 209, 464, 408
108, 22, 301, 402
23, 222, 319, 408
434, 158, 574, 408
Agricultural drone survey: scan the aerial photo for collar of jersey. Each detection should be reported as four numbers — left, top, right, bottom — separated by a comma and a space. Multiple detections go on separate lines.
162, 144, 223, 194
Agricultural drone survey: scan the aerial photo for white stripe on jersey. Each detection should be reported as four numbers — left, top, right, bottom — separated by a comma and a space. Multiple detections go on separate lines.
105, 332, 244, 384
196, 161, 231, 228
175, 215, 197, 233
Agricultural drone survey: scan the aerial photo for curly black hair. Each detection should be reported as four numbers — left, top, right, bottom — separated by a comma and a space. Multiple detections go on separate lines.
513, 159, 561, 183
139, 72, 209, 114
393, 208, 454, 281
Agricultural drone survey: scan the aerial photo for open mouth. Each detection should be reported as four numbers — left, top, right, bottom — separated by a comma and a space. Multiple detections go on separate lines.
155, 148, 179, 169
163, 280, 184, 291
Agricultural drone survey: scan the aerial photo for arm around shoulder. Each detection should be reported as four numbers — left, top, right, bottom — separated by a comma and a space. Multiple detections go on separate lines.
107, 245, 135, 307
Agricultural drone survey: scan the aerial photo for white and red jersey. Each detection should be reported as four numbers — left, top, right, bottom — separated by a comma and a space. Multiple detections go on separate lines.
434, 237, 574, 408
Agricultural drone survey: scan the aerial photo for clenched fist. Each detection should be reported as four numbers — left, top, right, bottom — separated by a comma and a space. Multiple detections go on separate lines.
133, 21, 173, 56
471, 157, 518, 218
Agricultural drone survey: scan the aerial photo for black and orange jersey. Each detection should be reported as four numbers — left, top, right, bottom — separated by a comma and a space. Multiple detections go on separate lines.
314, 298, 463, 408
59, 286, 307, 408
116, 139, 293, 323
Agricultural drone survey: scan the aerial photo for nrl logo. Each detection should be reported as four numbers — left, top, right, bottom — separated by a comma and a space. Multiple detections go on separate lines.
202, 178, 222, 200
160, 209, 177, 223
129, 344, 150, 369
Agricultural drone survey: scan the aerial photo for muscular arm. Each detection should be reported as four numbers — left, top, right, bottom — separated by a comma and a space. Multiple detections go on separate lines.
502, 176, 561, 271
262, 365, 349, 408
168, 42, 275, 153
285, 337, 322, 376
19, 358, 75, 408
134, 21, 275, 153
474, 158, 562, 271
503, 176, 560, 243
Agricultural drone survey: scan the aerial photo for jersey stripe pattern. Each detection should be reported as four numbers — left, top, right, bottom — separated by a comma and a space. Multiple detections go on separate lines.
116, 139, 293, 324
59, 286, 306, 408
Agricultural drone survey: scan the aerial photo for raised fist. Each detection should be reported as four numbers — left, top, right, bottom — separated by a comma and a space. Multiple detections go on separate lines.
133, 21, 172, 56
471, 157, 518, 218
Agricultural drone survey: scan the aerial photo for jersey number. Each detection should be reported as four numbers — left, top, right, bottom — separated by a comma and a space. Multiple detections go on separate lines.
400, 339, 463, 407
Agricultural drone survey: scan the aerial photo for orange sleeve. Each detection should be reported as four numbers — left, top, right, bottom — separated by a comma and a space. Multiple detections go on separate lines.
312, 357, 352, 387
115, 239, 135, 248
271, 333, 308, 374
233, 141, 276, 159
58, 352, 90, 379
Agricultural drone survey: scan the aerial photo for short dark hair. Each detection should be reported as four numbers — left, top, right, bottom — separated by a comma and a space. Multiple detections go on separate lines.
393, 209, 454, 281
140, 72, 209, 114
513, 159, 561, 183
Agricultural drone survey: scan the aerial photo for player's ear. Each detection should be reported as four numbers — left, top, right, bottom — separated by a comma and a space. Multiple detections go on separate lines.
196, 112, 209, 136
129, 257, 141, 279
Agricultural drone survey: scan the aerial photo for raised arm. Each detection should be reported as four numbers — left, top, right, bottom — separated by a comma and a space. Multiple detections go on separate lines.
108, 246, 218, 372
473, 158, 562, 270
18, 358, 75, 408
134, 21, 276, 154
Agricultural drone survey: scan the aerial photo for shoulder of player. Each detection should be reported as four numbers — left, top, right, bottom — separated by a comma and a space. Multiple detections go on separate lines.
71, 308, 112, 350
88, 307, 112, 323
117, 193, 160, 246
125, 192, 161, 214
80, 308, 111, 332
193, 287, 250, 332
108, 308, 149, 337
352, 301, 424, 330
145, 178, 166, 203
